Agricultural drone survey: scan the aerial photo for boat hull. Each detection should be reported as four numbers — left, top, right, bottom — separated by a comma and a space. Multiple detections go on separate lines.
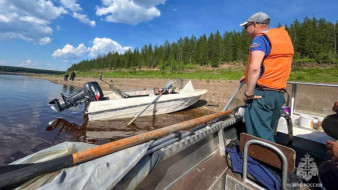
86, 89, 207, 121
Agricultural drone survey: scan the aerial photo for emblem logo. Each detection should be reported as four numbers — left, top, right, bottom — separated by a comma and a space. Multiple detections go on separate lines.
296, 153, 318, 181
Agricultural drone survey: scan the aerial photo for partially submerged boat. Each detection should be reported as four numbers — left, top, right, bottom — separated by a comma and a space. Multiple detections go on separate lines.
49, 80, 207, 121
1, 81, 337, 189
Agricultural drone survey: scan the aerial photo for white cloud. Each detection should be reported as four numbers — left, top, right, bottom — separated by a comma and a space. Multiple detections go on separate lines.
72, 12, 95, 27
89, 37, 131, 57
134, 0, 166, 8
60, 0, 96, 27
96, 0, 166, 25
39, 37, 51, 45
52, 37, 131, 60
19, 59, 36, 67
0, 0, 95, 45
60, 0, 82, 12
0, 0, 66, 44
53, 44, 89, 59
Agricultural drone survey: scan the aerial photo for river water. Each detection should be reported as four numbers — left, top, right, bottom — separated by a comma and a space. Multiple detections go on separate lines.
0, 74, 85, 164
0, 74, 207, 164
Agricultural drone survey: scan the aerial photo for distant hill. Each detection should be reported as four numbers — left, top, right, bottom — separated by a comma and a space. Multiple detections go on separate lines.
0, 65, 65, 75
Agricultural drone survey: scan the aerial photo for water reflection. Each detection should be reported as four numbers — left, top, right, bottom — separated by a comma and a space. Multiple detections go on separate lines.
45, 105, 209, 146
69, 85, 74, 94
62, 84, 68, 92
46, 116, 88, 142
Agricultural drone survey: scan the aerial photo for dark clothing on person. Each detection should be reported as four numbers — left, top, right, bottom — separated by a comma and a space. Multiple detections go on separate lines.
70, 71, 76, 81
64, 73, 69, 81
319, 160, 338, 190
244, 89, 285, 142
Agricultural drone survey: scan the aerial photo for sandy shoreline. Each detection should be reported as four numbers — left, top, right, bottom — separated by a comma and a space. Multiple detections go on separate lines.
31, 75, 245, 113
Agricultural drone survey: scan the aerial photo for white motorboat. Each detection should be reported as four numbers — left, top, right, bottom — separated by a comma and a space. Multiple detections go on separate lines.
86, 80, 208, 121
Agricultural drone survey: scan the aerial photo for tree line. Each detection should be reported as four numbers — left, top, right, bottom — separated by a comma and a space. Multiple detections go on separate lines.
0, 65, 65, 75
68, 17, 338, 72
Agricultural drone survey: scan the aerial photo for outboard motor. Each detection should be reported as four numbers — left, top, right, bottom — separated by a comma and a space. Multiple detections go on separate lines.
49, 82, 104, 112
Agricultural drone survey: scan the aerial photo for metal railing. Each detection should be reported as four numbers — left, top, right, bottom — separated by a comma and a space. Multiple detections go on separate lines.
287, 81, 338, 117
243, 139, 288, 190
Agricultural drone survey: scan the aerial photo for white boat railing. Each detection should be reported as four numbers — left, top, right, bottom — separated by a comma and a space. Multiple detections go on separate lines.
287, 81, 338, 117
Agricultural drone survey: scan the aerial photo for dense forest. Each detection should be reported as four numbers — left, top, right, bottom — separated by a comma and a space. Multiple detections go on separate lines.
0, 66, 65, 75
68, 17, 338, 72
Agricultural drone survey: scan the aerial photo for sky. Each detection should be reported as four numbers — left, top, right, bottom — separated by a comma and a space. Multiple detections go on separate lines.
0, 0, 337, 71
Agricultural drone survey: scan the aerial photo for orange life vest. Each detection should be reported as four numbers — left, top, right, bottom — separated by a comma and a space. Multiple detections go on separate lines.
245, 27, 294, 89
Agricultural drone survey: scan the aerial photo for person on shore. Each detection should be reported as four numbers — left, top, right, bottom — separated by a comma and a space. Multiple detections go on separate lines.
70, 71, 76, 81
239, 12, 294, 142
99, 71, 103, 80
319, 102, 338, 190
64, 73, 69, 81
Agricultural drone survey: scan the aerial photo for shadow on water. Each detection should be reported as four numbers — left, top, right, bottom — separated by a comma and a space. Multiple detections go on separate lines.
45, 102, 211, 146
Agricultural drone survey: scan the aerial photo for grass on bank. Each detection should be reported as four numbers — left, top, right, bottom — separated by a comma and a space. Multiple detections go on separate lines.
67, 66, 338, 84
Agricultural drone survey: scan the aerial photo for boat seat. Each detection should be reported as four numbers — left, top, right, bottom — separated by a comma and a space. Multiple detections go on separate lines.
239, 133, 296, 173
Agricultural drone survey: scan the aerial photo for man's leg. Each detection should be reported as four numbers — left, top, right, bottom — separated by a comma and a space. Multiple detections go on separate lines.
245, 90, 275, 142
270, 92, 285, 132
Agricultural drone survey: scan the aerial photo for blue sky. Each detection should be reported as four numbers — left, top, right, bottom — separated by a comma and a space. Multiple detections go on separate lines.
0, 0, 337, 71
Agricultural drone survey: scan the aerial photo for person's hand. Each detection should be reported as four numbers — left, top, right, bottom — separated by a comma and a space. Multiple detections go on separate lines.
243, 90, 262, 105
240, 76, 245, 83
326, 140, 338, 162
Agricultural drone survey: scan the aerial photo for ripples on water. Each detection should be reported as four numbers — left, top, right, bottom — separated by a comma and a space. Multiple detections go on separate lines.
0, 74, 208, 164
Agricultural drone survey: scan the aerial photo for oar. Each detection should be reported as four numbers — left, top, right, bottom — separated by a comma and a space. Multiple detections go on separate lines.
213, 81, 244, 123
0, 110, 233, 188
222, 80, 244, 111
126, 80, 173, 126
99, 78, 128, 98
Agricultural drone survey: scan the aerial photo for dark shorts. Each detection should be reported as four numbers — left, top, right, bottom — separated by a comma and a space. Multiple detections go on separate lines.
319, 160, 338, 190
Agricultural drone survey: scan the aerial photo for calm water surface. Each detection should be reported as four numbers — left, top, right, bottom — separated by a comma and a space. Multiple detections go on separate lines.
0, 74, 84, 164
0, 74, 207, 164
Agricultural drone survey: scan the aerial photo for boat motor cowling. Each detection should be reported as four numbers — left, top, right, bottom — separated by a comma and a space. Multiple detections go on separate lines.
49, 82, 104, 112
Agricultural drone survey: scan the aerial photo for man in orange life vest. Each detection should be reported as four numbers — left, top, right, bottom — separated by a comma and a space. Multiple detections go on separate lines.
239, 12, 294, 142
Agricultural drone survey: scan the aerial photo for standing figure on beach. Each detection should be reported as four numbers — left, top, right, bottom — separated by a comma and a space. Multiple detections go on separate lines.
64, 73, 69, 81
70, 71, 76, 81
239, 12, 294, 142
99, 71, 103, 80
